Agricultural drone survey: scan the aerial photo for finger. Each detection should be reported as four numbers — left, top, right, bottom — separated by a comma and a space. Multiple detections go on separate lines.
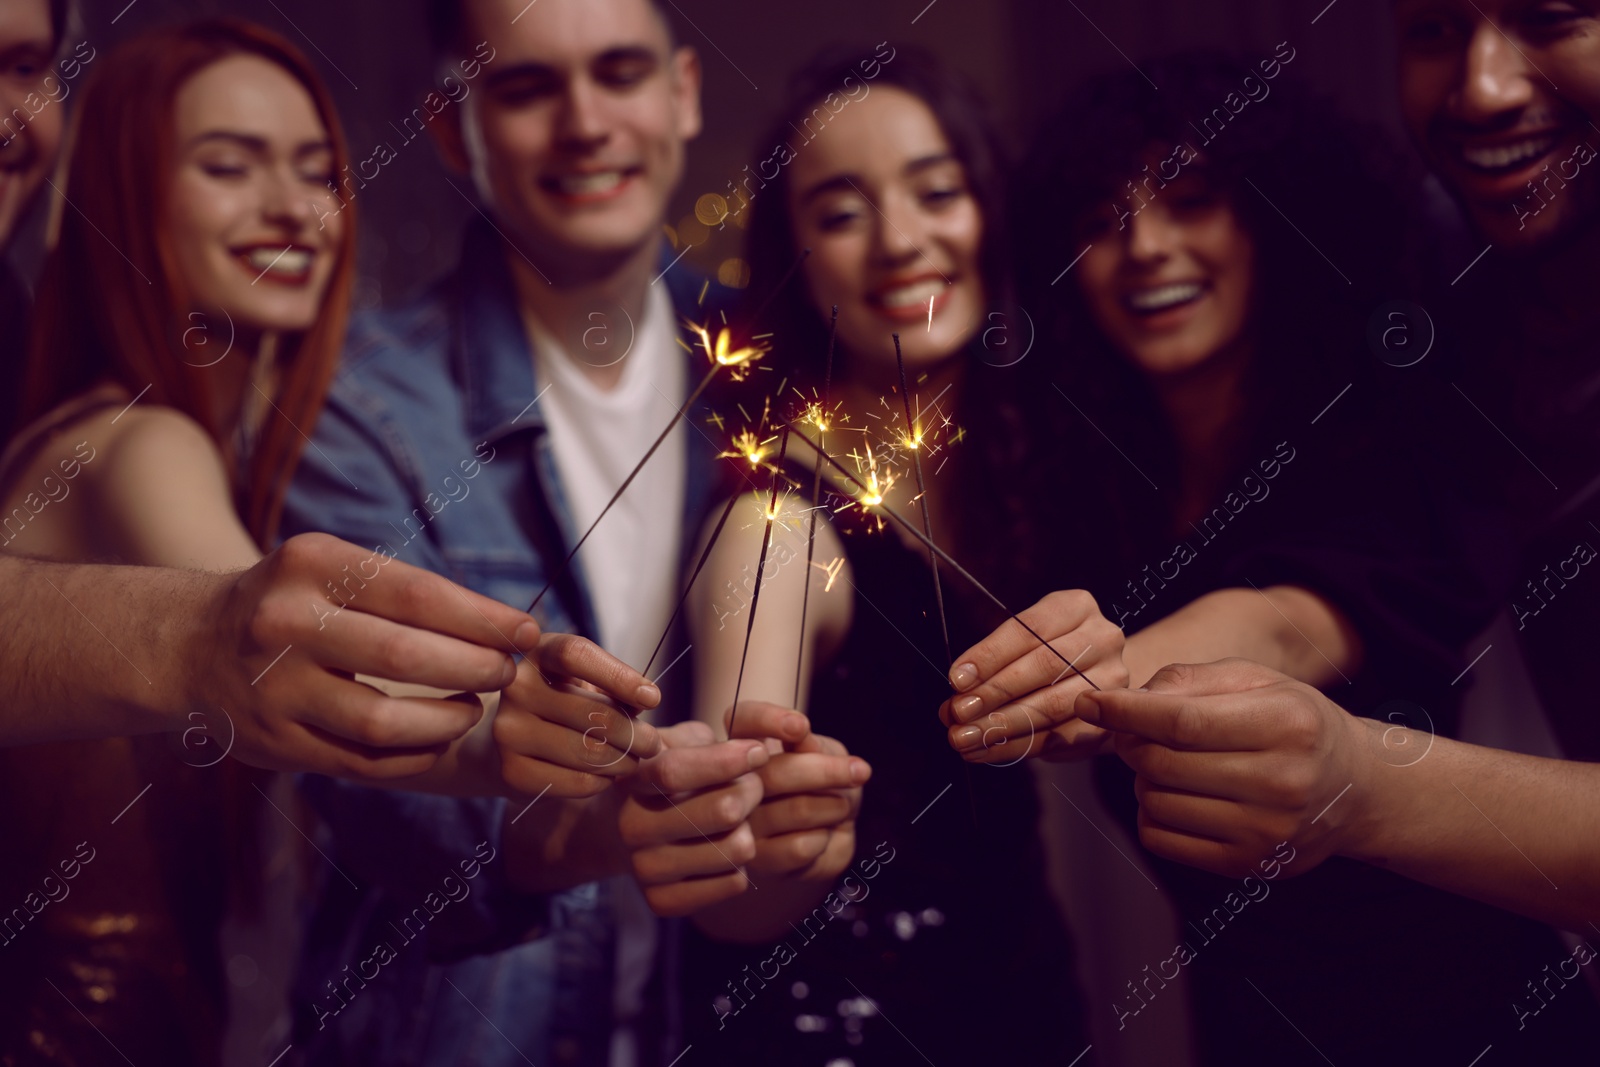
298, 674, 485, 749
1135, 807, 1255, 879
1037, 721, 1112, 762
301, 608, 520, 694
759, 752, 869, 796
641, 870, 751, 918
634, 740, 770, 796
947, 589, 1100, 692
958, 723, 1051, 765
724, 701, 811, 745
621, 775, 763, 846
497, 700, 653, 775
1119, 740, 1297, 803
945, 625, 1117, 726
260, 719, 449, 780
658, 720, 716, 749
506, 661, 663, 761
537, 633, 660, 710
631, 823, 758, 885
749, 793, 855, 838
748, 828, 835, 877
1136, 659, 1286, 699
1077, 689, 1277, 752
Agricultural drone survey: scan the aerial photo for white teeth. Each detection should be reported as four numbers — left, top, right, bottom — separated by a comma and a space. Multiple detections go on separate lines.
879, 279, 946, 309
555, 171, 625, 195
1126, 282, 1203, 312
1461, 137, 1556, 171
247, 247, 312, 274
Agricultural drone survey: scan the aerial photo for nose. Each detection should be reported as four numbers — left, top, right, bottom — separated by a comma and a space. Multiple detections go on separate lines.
555, 78, 611, 150
871, 188, 928, 269
1454, 21, 1536, 125
1123, 206, 1175, 266
260, 167, 315, 232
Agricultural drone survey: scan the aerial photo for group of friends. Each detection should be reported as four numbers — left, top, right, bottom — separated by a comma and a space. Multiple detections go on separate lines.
0, 0, 1598, 1064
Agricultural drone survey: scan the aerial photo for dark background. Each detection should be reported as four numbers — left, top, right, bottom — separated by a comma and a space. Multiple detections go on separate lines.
57, 0, 1416, 311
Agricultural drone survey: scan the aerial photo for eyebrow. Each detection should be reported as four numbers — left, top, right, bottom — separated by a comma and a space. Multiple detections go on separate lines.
184, 131, 333, 158
798, 152, 960, 205
483, 45, 661, 89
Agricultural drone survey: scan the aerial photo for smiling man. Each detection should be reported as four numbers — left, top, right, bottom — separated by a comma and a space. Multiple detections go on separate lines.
279, 2, 867, 1064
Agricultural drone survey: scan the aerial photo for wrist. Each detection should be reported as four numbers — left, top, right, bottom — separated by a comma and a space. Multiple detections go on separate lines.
1337, 714, 1405, 866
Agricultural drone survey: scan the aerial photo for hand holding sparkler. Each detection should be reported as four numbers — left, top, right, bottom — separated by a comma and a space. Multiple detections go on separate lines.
939, 590, 1130, 764
492, 635, 666, 797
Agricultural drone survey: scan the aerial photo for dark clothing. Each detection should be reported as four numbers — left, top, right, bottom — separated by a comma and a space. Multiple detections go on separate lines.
682, 526, 1090, 1066
0, 262, 28, 449
1048, 368, 1599, 1065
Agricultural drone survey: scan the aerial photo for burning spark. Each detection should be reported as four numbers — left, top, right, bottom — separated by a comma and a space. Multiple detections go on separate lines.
687, 321, 768, 380
719, 429, 773, 468
813, 556, 845, 592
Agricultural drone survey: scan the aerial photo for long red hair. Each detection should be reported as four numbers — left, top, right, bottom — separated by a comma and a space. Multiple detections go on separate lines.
22, 17, 355, 546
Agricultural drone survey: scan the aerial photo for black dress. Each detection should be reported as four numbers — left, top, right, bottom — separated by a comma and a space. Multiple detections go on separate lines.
680, 525, 1091, 1066
1052, 370, 1600, 1066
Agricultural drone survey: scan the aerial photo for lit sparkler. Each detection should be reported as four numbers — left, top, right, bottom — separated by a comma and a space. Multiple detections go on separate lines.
895, 333, 952, 665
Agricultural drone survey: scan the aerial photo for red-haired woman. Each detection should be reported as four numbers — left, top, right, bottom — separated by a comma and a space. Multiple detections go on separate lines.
0, 19, 358, 1065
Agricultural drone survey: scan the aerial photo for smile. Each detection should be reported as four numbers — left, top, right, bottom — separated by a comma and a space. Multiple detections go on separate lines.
1124, 281, 1206, 315
1459, 135, 1559, 174
875, 277, 948, 310
539, 168, 641, 202
235, 245, 315, 283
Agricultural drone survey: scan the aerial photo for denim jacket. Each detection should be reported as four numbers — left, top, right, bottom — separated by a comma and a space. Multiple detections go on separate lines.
280, 219, 724, 1067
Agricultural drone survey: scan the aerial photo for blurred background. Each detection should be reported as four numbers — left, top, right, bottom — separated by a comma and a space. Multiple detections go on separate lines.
24, 3, 1441, 1066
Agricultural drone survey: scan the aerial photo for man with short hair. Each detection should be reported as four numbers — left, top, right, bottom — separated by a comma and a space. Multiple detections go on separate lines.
281, 1, 863, 1063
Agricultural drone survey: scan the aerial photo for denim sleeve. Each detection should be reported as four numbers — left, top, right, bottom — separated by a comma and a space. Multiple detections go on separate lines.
281, 376, 547, 956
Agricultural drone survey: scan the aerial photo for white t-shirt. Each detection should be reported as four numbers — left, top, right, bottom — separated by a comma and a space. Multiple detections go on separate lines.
526, 283, 684, 1067
528, 284, 686, 672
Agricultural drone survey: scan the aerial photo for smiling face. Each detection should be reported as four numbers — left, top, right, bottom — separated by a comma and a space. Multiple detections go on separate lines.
165, 53, 342, 335
787, 86, 986, 374
0, 0, 64, 251
1395, 0, 1600, 251
1073, 166, 1256, 380
456, 0, 700, 272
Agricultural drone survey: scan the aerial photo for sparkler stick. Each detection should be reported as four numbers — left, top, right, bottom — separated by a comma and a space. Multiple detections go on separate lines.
528, 357, 735, 614
728, 426, 791, 734
792, 428, 1100, 692
793, 306, 838, 708
894, 333, 952, 667
640, 489, 742, 681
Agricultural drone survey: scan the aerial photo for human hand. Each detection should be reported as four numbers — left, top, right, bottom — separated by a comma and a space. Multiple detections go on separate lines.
941, 590, 1129, 764
201, 532, 541, 779
729, 702, 869, 881
492, 634, 665, 798
1076, 658, 1375, 878
618, 719, 772, 917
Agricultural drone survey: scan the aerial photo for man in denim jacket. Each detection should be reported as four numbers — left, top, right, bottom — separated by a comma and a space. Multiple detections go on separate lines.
278, 1, 803, 1062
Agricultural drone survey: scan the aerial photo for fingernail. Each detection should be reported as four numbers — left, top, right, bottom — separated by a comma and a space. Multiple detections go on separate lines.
850, 758, 871, 784
500, 656, 518, 687
951, 663, 979, 690
747, 745, 769, 769
952, 725, 982, 750
783, 712, 809, 739
634, 683, 661, 707
513, 621, 539, 651
1077, 697, 1101, 725
951, 694, 983, 721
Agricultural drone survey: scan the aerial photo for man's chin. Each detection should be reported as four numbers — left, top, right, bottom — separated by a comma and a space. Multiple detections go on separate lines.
1467, 198, 1599, 258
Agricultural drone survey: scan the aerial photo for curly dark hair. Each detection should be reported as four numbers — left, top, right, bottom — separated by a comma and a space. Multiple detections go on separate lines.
1013, 50, 1419, 541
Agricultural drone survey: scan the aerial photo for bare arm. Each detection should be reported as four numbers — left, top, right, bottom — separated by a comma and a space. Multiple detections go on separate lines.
1124, 585, 1363, 689
1081, 660, 1600, 932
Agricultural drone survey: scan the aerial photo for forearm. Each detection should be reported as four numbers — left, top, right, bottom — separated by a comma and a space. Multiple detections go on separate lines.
503, 786, 632, 893
1345, 721, 1600, 931
0, 555, 214, 744
1124, 585, 1361, 689
692, 871, 835, 944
